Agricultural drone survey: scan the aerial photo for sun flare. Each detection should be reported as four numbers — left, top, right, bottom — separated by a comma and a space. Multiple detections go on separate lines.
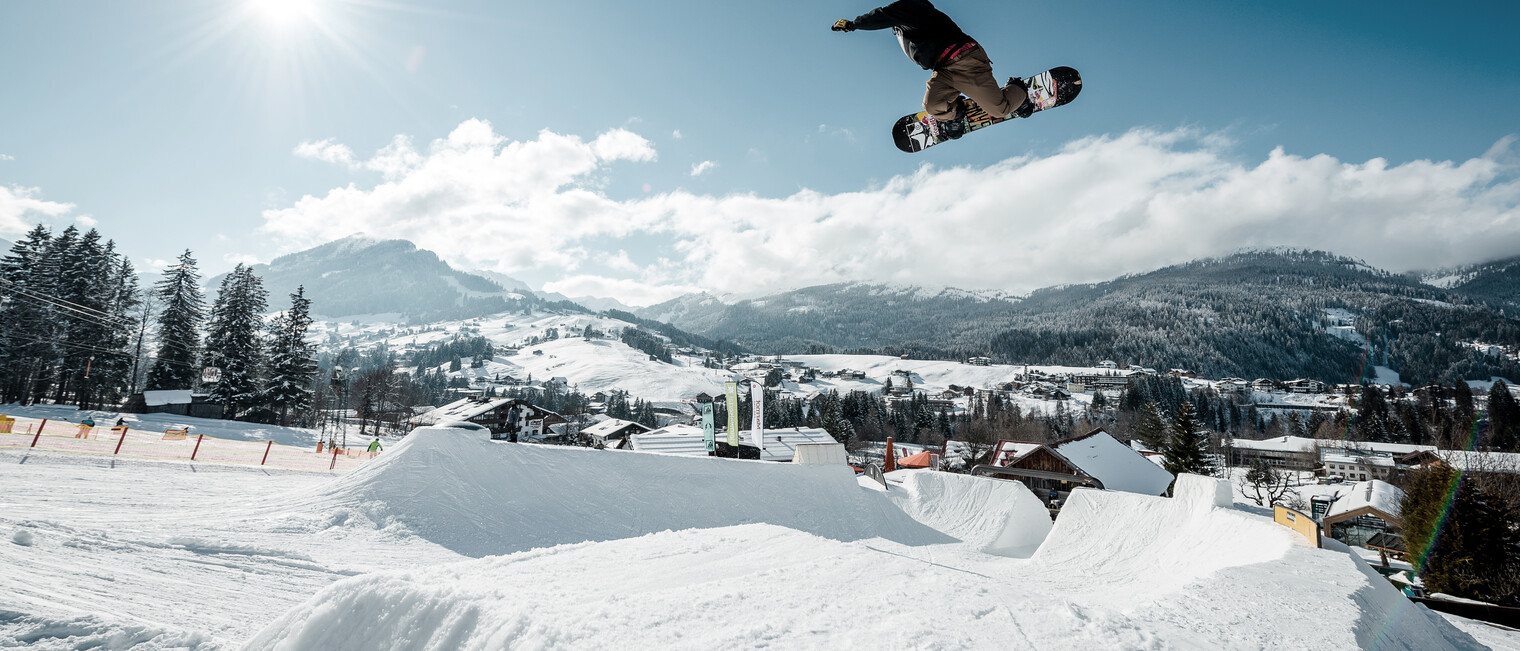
248, 0, 320, 29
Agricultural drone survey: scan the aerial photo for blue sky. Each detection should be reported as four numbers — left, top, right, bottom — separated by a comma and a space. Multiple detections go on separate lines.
2, 0, 1518, 304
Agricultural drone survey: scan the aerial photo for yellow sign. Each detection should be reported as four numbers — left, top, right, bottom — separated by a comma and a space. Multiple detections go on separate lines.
1273, 506, 1321, 548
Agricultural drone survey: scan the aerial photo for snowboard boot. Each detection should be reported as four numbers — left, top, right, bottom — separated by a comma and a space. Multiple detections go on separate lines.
1007, 76, 1035, 118
939, 97, 969, 140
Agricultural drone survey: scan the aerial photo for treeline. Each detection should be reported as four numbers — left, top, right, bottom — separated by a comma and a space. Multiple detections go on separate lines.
0, 225, 140, 407
412, 336, 496, 371
0, 223, 322, 426
619, 327, 673, 363
603, 309, 746, 356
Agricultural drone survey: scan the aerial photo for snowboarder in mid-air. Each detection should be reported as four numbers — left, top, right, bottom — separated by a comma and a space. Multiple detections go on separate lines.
833, 0, 1030, 140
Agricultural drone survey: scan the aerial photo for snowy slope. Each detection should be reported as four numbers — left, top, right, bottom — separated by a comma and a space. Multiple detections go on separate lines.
248, 474, 1480, 650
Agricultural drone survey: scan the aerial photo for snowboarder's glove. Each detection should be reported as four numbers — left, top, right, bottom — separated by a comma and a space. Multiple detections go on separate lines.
831, 19, 854, 32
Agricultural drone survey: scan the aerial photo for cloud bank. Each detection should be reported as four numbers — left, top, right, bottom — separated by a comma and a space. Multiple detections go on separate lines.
0, 185, 75, 235
264, 121, 1520, 306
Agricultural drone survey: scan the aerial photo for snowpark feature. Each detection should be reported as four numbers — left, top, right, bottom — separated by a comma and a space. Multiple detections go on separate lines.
306, 426, 953, 557
2, 426, 1497, 648
879, 469, 1052, 557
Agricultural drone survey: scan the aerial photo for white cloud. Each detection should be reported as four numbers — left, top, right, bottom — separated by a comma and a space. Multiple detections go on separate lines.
74, 215, 98, 227
144, 258, 172, 270
671, 130, 683, 140
542, 274, 699, 307
263, 122, 1520, 305
690, 160, 718, 177
293, 138, 359, 167
0, 154, 14, 161
0, 185, 74, 235
224, 252, 264, 266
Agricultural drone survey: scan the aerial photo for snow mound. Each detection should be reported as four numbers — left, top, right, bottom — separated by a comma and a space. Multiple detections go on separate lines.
1033, 474, 1296, 595
253, 474, 1479, 650
883, 469, 1051, 557
314, 426, 953, 557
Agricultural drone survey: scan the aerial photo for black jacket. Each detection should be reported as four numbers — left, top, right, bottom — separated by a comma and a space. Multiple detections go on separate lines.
852, 0, 973, 70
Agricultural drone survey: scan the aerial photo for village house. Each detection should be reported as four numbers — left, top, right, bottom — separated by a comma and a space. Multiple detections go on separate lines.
581, 418, 652, 448
1285, 378, 1328, 394
411, 397, 566, 441
1315, 480, 1404, 547
977, 429, 1174, 505
123, 390, 224, 420
1225, 435, 1320, 471
966, 356, 992, 366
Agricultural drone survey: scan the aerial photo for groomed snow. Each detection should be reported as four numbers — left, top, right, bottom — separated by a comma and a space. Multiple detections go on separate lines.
3, 430, 1498, 649
879, 469, 1052, 557
248, 474, 1480, 650
309, 427, 953, 557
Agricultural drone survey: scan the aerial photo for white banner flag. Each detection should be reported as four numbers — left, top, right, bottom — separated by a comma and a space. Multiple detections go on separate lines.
750, 381, 764, 451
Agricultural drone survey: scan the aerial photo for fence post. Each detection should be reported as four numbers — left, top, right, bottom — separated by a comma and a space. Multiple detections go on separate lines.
261, 440, 273, 466
329, 444, 339, 470
114, 429, 127, 455
30, 424, 41, 448
191, 433, 204, 461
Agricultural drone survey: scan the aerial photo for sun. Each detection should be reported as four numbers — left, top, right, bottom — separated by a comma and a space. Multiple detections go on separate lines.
248, 0, 320, 29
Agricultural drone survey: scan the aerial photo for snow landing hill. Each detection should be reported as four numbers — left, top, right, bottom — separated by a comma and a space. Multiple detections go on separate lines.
638, 249, 1520, 386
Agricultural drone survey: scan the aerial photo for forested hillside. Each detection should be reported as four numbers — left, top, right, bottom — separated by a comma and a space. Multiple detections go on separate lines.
641, 250, 1520, 385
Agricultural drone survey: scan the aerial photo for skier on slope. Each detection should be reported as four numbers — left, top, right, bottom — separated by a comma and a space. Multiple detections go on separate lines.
367, 437, 383, 453
833, 0, 1030, 140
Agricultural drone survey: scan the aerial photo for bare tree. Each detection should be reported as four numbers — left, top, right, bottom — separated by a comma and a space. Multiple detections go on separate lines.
1237, 459, 1299, 507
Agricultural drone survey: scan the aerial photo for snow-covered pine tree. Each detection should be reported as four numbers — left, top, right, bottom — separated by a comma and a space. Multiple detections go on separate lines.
1135, 402, 1167, 451
204, 264, 269, 419
0, 225, 57, 403
92, 254, 142, 407
1162, 400, 1216, 477
146, 250, 206, 391
265, 286, 318, 426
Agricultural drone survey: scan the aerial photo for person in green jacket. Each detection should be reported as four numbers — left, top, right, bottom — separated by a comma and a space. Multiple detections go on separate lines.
367, 438, 383, 453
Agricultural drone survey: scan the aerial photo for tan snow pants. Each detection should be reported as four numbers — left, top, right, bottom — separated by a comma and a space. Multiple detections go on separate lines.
924, 45, 1026, 121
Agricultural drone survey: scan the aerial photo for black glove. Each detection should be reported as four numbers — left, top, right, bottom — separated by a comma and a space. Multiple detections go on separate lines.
832, 19, 855, 32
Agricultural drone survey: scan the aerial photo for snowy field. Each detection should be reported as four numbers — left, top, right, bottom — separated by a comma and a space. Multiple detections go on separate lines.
2, 426, 1513, 649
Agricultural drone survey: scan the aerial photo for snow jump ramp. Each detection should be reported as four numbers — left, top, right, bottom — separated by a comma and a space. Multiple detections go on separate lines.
313, 426, 954, 557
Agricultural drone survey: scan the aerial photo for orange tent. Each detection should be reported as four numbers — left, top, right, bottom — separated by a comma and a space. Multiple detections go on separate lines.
898, 450, 937, 469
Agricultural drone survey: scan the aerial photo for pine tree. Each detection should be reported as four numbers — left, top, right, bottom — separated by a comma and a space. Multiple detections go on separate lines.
1135, 402, 1167, 451
146, 250, 205, 390
265, 286, 318, 426
0, 225, 56, 403
204, 264, 268, 417
1403, 465, 1520, 606
1162, 400, 1215, 477
1485, 380, 1520, 452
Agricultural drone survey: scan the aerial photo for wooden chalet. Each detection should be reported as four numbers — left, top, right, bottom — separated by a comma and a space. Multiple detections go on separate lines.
411, 397, 566, 441
974, 429, 1173, 504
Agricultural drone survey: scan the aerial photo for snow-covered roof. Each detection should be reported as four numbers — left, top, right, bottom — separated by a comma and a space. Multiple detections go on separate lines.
411, 397, 534, 425
1227, 436, 1319, 454
1051, 431, 1174, 496
1324, 480, 1404, 526
1321, 452, 1397, 468
628, 426, 838, 462
1435, 450, 1520, 474
991, 441, 1043, 466
582, 418, 649, 440
142, 390, 193, 406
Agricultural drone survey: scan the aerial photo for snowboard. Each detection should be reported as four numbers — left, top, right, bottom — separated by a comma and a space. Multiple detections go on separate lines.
892, 66, 1082, 153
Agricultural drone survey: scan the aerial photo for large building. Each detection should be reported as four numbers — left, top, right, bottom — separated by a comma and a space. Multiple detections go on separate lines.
979, 429, 1174, 504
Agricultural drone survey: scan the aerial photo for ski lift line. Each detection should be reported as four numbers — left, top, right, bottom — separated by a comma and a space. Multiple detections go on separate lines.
2, 333, 203, 371
0, 284, 137, 328
0, 290, 201, 359
0, 277, 135, 323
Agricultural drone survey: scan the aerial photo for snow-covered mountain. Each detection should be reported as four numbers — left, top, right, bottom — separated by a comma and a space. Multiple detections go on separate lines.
221, 235, 542, 321
1417, 254, 1520, 309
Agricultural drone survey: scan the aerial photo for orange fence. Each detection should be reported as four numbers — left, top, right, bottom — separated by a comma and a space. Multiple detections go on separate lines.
0, 415, 380, 473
